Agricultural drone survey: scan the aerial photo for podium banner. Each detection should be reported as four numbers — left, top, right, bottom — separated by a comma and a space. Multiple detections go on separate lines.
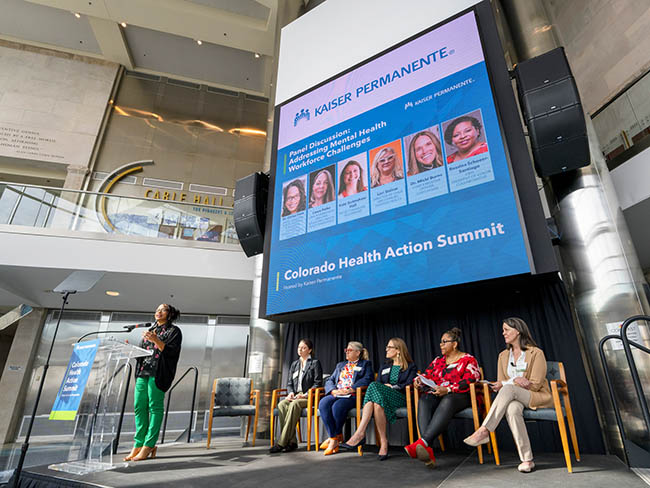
50, 339, 100, 420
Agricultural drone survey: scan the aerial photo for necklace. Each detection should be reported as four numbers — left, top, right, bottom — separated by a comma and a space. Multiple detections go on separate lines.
446, 352, 463, 365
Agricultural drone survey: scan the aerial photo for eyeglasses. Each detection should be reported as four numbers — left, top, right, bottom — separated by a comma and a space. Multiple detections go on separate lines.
286, 195, 300, 202
344, 348, 360, 353
385, 345, 397, 349
377, 155, 395, 164
440, 339, 456, 344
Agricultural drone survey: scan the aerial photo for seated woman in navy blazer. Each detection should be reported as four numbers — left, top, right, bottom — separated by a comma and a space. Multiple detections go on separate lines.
270, 338, 323, 453
318, 341, 373, 455
341, 337, 417, 460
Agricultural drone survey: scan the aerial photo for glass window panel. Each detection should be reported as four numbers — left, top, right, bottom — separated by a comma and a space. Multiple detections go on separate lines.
0, 185, 22, 224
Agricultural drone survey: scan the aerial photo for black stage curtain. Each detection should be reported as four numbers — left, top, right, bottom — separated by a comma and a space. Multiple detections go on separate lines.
282, 273, 605, 454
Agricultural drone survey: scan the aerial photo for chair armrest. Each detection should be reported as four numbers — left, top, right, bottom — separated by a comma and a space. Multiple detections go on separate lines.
251, 389, 261, 406
551, 379, 567, 389
271, 388, 288, 409
313, 387, 325, 411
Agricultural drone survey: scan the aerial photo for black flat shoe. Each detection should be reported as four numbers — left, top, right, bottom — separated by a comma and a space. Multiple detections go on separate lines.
284, 442, 298, 452
269, 445, 284, 454
377, 454, 389, 461
340, 438, 366, 450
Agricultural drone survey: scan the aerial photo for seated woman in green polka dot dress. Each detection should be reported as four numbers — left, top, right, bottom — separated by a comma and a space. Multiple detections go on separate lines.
341, 338, 417, 460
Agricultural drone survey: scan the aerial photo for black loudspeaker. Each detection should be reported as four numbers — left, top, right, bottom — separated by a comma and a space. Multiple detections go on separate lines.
514, 47, 590, 177
234, 172, 269, 257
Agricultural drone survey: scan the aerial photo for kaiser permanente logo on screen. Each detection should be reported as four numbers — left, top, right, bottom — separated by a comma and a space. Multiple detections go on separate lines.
294, 108, 310, 126
290, 46, 453, 129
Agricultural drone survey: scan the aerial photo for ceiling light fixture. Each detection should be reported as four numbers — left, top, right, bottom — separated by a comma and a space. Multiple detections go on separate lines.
254, 53, 260, 59
105, 291, 120, 296
196, 39, 203, 45
229, 127, 267, 136
120, 22, 127, 28
74, 12, 81, 18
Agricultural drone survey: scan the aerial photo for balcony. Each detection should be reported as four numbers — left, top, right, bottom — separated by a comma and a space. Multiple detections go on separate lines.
0, 182, 239, 246
0, 183, 254, 314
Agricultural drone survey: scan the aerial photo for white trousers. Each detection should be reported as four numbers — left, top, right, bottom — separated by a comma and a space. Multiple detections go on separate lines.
482, 384, 533, 462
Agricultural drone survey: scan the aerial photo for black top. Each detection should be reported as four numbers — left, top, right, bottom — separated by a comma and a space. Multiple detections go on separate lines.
377, 361, 417, 392
286, 357, 323, 395
135, 322, 182, 392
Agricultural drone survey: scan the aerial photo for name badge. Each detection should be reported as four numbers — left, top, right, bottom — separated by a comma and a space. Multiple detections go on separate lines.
381, 368, 390, 375
353, 366, 362, 372
292, 371, 299, 379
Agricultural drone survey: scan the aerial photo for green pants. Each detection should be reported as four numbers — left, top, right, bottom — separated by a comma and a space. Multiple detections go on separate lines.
277, 397, 308, 447
134, 376, 165, 448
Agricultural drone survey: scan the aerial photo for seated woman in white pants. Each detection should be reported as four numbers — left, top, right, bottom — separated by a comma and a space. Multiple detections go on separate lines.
464, 317, 552, 473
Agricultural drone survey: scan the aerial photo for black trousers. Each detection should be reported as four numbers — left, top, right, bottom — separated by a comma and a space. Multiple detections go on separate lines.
417, 392, 471, 444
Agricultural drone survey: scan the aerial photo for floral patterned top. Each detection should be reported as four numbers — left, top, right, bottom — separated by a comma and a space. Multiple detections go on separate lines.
136, 322, 173, 378
422, 354, 480, 394
336, 361, 358, 390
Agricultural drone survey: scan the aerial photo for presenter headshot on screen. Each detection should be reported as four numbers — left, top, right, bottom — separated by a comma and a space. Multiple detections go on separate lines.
464, 317, 552, 473
444, 115, 488, 163
270, 339, 323, 454
371, 147, 404, 188
309, 169, 335, 208
404, 328, 480, 467
407, 130, 444, 175
124, 304, 183, 462
318, 341, 373, 455
341, 338, 416, 460
282, 179, 306, 216
338, 160, 367, 197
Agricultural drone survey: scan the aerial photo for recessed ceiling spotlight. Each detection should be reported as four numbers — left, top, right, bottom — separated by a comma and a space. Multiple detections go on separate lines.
225, 296, 238, 302
254, 53, 260, 59
105, 290, 120, 296
120, 22, 127, 28
74, 12, 81, 18
196, 39, 203, 45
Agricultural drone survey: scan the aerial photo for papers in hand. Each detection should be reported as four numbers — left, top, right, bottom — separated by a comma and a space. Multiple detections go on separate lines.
417, 374, 438, 389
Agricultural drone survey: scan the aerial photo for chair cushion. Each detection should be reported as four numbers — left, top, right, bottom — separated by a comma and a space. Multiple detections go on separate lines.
453, 408, 474, 420
546, 361, 562, 381
213, 405, 256, 416
523, 407, 563, 421
395, 407, 409, 418
347, 408, 357, 418
214, 378, 251, 406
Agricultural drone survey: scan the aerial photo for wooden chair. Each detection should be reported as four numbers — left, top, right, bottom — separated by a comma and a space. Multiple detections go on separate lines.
269, 388, 315, 450
314, 384, 415, 456
207, 377, 260, 448
414, 369, 492, 464
313, 385, 367, 456
483, 361, 580, 472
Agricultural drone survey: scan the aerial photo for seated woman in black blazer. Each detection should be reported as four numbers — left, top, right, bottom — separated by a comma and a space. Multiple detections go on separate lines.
341, 338, 417, 460
319, 341, 373, 455
270, 339, 323, 453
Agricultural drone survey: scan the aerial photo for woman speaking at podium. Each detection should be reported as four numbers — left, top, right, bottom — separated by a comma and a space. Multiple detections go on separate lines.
124, 303, 183, 462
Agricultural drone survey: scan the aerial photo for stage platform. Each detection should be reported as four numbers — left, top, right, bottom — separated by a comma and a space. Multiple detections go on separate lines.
8, 436, 650, 488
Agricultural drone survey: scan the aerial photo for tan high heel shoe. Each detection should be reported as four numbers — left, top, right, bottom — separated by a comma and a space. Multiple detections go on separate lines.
319, 434, 342, 450
132, 445, 157, 461
123, 446, 141, 461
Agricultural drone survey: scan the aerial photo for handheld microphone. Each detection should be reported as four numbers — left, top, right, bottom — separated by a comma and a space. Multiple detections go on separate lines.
123, 322, 152, 332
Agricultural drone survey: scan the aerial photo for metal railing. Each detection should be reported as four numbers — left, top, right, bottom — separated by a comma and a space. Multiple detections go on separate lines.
160, 367, 199, 444
598, 315, 650, 467
0, 181, 239, 245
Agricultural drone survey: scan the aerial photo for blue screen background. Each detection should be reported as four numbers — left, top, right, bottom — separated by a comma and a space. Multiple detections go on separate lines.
266, 61, 530, 316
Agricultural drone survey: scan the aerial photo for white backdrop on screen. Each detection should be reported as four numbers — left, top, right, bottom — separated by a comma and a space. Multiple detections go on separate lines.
276, 0, 482, 105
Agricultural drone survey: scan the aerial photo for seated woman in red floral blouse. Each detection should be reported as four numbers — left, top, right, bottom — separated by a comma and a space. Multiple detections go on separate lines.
404, 327, 481, 467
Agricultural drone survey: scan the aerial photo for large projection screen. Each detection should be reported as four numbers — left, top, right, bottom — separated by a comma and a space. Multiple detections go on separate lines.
262, 5, 550, 320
